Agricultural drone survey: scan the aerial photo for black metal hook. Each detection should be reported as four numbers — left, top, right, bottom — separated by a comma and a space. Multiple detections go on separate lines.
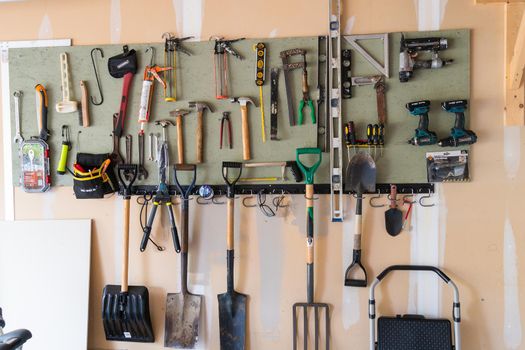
90, 48, 104, 105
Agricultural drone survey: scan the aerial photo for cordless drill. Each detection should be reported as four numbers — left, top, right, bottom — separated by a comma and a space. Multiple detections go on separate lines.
399, 35, 454, 83
439, 100, 478, 147
406, 100, 437, 146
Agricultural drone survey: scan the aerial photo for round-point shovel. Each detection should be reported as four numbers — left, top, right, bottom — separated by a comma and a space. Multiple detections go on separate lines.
218, 162, 247, 350
385, 184, 403, 236
164, 164, 202, 348
344, 152, 376, 288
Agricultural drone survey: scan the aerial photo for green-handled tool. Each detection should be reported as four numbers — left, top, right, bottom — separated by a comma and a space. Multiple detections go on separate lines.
298, 53, 316, 125
56, 125, 71, 175
293, 147, 330, 350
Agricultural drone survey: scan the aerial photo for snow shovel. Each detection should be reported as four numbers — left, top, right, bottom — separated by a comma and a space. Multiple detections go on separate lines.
218, 162, 247, 350
102, 164, 154, 342
344, 152, 376, 288
385, 184, 403, 236
165, 164, 202, 348
293, 148, 330, 350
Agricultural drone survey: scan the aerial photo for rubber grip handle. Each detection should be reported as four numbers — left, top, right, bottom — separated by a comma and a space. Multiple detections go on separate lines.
56, 143, 69, 174
298, 100, 305, 125
376, 265, 451, 283
167, 204, 181, 253
140, 203, 158, 252
308, 100, 316, 123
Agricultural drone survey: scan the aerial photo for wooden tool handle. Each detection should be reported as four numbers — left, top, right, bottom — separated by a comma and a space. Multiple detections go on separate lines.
121, 198, 130, 292
389, 184, 397, 208
241, 105, 251, 160
227, 197, 234, 250
354, 195, 363, 250
306, 184, 314, 265
176, 115, 184, 164
196, 111, 203, 163
80, 81, 90, 127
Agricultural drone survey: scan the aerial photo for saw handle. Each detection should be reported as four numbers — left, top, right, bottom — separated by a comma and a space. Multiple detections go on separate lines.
241, 105, 251, 160
35, 84, 49, 141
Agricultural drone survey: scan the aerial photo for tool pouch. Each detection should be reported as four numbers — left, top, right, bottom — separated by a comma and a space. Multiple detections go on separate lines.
73, 153, 117, 199
108, 45, 138, 78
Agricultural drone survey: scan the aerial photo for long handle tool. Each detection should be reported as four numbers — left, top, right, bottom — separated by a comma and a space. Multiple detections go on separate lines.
165, 164, 202, 348
293, 148, 330, 350
102, 164, 154, 342
344, 152, 376, 287
218, 162, 247, 350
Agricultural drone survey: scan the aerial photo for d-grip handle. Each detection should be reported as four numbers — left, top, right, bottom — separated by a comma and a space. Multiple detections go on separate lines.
376, 265, 451, 283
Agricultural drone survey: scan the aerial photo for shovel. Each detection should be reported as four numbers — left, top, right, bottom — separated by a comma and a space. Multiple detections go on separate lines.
385, 184, 403, 236
344, 152, 376, 288
218, 162, 247, 350
102, 164, 154, 342
108, 45, 137, 138
293, 148, 330, 350
165, 164, 202, 348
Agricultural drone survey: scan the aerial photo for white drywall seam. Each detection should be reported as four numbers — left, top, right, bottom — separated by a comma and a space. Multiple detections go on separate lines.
344, 16, 356, 35
504, 216, 522, 349
269, 29, 278, 38
110, 0, 121, 44
342, 196, 360, 330
416, 0, 448, 31
38, 14, 53, 40
1, 39, 71, 221
172, 0, 204, 40
504, 126, 521, 179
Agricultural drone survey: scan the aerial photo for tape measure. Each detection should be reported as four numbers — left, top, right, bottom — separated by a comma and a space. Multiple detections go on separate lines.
255, 43, 266, 86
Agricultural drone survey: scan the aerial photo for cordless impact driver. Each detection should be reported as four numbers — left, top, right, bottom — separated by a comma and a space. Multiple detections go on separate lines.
399, 35, 454, 82
439, 99, 478, 147
406, 100, 437, 146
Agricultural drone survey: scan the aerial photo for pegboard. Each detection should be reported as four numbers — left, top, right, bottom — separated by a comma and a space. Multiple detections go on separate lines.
8, 29, 470, 189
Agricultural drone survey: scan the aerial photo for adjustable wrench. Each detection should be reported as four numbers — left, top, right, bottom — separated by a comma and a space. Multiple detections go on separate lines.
13, 91, 24, 144
138, 133, 149, 180
109, 113, 124, 165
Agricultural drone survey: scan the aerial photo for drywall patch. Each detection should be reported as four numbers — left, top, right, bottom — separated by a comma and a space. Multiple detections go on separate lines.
504, 216, 522, 349
504, 126, 521, 179
269, 29, 278, 38
110, 0, 121, 44
38, 14, 53, 40
172, 0, 204, 40
344, 16, 356, 35
416, 0, 448, 31
342, 197, 360, 330
408, 186, 444, 318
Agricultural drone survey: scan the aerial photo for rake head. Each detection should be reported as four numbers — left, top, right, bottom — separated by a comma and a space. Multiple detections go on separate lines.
292, 302, 330, 350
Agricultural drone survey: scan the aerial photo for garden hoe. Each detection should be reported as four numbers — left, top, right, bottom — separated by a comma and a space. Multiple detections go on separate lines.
218, 162, 247, 350
102, 164, 154, 342
293, 148, 330, 350
344, 152, 376, 288
165, 164, 202, 348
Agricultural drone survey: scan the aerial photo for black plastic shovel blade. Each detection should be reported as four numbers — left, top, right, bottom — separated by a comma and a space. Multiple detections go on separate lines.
345, 152, 376, 193
385, 209, 404, 236
164, 292, 202, 348
102, 285, 154, 342
218, 291, 247, 350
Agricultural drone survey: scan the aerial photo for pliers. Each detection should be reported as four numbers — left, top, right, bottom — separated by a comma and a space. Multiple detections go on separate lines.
140, 142, 181, 253
298, 55, 316, 125
220, 111, 232, 149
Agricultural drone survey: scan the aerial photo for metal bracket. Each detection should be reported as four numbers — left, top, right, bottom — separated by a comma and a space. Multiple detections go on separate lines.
344, 34, 389, 78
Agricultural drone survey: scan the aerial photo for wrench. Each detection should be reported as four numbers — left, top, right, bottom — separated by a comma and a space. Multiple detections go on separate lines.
138, 133, 149, 180
153, 133, 161, 162
13, 91, 24, 143
148, 133, 154, 161
109, 113, 124, 165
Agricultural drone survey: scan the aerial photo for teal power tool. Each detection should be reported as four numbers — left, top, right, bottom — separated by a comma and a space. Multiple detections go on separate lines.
406, 100, 437, 146
439, 99, 477, 147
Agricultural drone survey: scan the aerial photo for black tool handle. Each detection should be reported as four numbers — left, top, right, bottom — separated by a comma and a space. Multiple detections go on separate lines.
117, 164, 137, 199
286, 161, 303, 182
140, 203, 158, 252
454, 112, 466, 130
0, 308, 5, 328
270, 68, 279, 140
222, 162, 242, 198
376, 265, 451, 283
418, 112, 430, 131
167, 203, 181, 253
36, 84, 49, 141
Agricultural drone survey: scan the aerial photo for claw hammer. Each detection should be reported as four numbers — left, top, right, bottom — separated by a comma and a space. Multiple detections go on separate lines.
230, 97, 256, 160
169, 109, 190, 164
188, 101, 214, 163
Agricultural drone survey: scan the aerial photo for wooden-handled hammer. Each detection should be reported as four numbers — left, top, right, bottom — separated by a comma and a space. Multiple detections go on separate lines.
230, 97, 256, 160
188, 101, 214, 163
169, 109, 190, 164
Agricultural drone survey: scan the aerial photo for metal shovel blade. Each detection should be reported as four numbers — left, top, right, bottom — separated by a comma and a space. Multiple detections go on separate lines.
164, 292, 202, 348
385, 208, 403, 236
218, 290, 247, 350
345, 152, 376, 193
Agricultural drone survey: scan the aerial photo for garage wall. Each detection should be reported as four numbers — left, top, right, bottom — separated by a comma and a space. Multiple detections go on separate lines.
0, 0, 524, 349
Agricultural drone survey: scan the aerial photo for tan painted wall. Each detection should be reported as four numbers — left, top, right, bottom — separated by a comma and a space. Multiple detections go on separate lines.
1, 0, 524, 349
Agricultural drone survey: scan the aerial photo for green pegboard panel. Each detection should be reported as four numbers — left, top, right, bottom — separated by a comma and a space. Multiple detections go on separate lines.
9, 29, 470, 188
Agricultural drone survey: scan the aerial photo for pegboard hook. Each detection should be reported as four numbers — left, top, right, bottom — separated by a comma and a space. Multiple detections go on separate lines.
90, 48, 104, 105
